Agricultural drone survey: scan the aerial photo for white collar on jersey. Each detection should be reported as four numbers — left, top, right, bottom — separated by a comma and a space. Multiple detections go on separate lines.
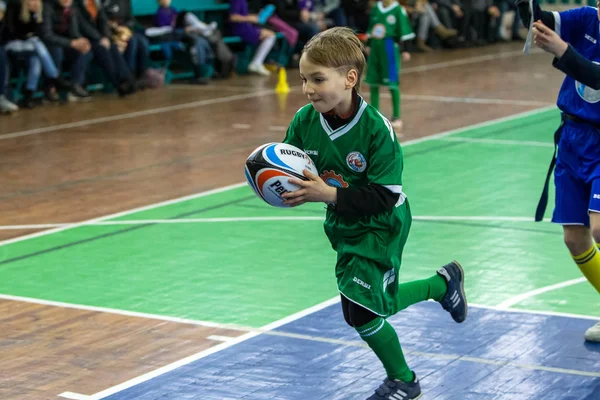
319, 96, 368, 141
377, 1, 399, 14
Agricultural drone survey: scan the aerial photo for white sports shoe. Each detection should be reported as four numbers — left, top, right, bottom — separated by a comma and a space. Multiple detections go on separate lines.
0, 95, 18, 113
584, 321, 600, 342
248, 63, 271, 77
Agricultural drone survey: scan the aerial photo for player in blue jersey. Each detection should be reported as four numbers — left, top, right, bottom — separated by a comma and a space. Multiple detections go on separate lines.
518, 0, 600, 342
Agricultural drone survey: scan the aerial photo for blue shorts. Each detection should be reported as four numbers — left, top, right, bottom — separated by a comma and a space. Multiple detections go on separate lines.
553, 119, 600, 226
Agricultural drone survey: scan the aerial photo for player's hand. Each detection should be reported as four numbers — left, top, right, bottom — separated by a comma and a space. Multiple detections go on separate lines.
402, 51, 411, 62
282, 170, 337, 206
100, 37, 111, 49
533, 20, 568, 58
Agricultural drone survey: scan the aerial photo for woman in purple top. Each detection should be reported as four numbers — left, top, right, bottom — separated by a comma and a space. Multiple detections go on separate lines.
230, 0, 275, 76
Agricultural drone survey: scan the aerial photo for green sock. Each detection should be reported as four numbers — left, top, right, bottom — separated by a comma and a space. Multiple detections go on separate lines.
396, 274, 447, 312
370, 85, 380, 110
356, 317, 414, 382
390, 86, 400, 119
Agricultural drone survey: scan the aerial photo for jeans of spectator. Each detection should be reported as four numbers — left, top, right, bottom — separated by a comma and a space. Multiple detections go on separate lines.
25, 54, 42, 91
418, 4, 442, 41
91, 41, 134, 88
31, 38, 59, 79
0, 46, 8, 96
124, 32, 150, 78
48, 46, 92, 85
326, 7, 347, 27
185, 34, 213, 67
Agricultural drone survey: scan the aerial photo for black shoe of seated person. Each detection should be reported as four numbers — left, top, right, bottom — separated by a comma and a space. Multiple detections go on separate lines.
71, 84, 90, 98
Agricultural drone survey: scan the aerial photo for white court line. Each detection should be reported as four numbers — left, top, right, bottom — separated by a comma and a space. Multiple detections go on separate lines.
402, 94, 551, 107
401, 48, 543, 74
0, 90, 275, 141
206, 335, 236, 342
496, 278, 589, 309
268, 125, 287, 131
232, 123, 251, 129
470, 302, 599, 321
0, 105, 557, 242
0, 215, 556, 230
361, 92, 552, 107
438, 137, 554, 147
0, 182, 247, 247
58, 392, 91, 400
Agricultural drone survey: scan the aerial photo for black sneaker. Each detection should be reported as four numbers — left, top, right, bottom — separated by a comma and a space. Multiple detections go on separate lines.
366, 377, 422, 400
437, 261, 468, 323
71, 84, 90, 98
44, 85, 60, 102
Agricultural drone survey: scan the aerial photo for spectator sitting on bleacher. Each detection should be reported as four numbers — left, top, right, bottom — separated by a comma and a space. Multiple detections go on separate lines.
269, 0, 320, 56
146, 0, 234, 79
39, 0, 92, 99
0, 0, 19, 113
103, 0, 150, 83
75, 0, 136, 96
403, 0, 457, 52
461, 0, 500, 45
230, 0, 277, 76
153, 0, 218, 36
300, 0, 347, 30
432, 0, 463, 34
146, 0, 214, 84
247, 0, 298, 52
314, 0, 347, 28
2, 0, 73, 107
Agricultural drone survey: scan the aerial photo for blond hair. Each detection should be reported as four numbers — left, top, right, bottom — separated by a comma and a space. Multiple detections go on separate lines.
302, 27, 365, 91
21, 0, 43, 24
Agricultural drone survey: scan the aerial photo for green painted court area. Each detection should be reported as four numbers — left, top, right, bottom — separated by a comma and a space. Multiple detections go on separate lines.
1, 107, 598, 328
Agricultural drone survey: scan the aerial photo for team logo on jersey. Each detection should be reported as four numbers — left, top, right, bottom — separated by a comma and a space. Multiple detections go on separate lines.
371, 23, 386, 39
346, 152, 367, 172
386, 15, 396, 25
320, 170, 349, 188
575, 61, 600, 103
383, 269, 396, 292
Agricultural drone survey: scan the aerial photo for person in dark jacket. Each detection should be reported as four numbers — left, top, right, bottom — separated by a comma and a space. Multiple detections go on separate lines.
102, 0, 149, 81
75, 0, 134, 96
39, 0, 92, 98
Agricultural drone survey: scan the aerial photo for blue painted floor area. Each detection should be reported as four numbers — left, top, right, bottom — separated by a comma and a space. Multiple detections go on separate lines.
104, 302, 600, 400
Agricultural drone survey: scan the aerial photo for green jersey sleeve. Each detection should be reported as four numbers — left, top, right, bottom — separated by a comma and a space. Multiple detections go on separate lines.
367, 118, 404, 197
398, 6, 415, 41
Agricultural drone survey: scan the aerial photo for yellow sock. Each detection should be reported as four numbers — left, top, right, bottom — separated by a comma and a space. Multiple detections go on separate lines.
572, 245, 600, 293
